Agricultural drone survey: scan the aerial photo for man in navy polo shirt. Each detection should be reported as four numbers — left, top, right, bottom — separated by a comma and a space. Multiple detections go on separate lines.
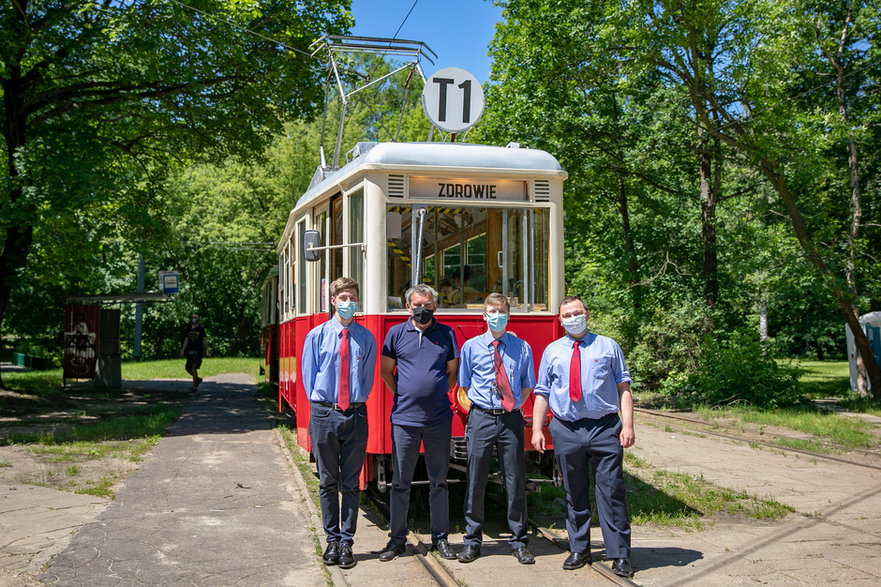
379, 284, 459, 561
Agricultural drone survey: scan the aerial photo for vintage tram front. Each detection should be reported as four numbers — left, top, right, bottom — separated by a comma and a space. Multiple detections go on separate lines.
273, 140, 567, 487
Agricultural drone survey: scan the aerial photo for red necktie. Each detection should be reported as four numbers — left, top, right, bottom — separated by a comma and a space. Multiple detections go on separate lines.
338, 328, 350, 411
491, 339, 516, 412
569, 340, 583, 403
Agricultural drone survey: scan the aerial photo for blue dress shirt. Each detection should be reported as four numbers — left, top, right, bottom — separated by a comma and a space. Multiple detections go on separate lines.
534, 332, 631, 421
459, 330, 536, 410
302, 318, 377, 404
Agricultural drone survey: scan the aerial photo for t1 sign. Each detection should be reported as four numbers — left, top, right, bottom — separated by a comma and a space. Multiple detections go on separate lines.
422, 67, 485, 133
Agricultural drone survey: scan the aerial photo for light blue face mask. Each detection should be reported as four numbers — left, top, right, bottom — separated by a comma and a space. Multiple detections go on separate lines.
336, 300, 358, 319
485, 310, 509, 331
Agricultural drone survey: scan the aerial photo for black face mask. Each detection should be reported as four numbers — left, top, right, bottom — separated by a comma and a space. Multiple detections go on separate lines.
411, 306, 434, 325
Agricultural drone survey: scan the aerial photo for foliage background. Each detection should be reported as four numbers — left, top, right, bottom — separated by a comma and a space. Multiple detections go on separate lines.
3, 0, 880, 405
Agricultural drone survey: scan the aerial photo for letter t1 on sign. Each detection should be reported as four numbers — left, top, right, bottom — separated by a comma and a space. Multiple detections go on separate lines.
421, 67, 485, 134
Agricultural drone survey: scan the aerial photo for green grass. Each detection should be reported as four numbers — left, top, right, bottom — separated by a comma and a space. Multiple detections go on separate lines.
1, 357, 260, 391
525, 453, 792, 530
624, 453, 793, 526
792, 360, 852, 398
121, 357, 261, 380
724, 406, 876, 450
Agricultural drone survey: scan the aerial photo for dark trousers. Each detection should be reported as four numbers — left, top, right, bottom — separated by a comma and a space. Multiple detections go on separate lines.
389, 418, 452, 544
550, 413, 631, 558
308, 403, 368, 546
185, 352, 202, 374
463, 408, 528, 549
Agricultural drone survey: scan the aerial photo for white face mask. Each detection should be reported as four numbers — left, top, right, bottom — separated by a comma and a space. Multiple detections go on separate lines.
561, 314, 587, 336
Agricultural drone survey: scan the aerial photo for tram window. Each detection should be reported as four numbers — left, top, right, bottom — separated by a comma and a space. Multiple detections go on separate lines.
281, 241, 292, 319
297, 219, 306, 314
386, 204, 545, 312
423, 255, 436, 285
442, 245, 460, 278
316, 208, 329, 312
532, 209, 549, 311
331, 196, 343, 283
348, 190, 364, 287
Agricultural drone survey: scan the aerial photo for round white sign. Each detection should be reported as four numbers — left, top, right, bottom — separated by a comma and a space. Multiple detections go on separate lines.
421, 67, 485, 133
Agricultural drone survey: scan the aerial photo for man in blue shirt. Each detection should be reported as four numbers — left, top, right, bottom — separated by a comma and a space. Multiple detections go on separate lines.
531, 295, 635, 577
301, 276, 377, 569
378, 284, 459, 561
458, 293, 536, 565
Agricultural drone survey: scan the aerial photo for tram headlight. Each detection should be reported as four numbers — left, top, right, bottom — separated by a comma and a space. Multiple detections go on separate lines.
456, 386, 472, 412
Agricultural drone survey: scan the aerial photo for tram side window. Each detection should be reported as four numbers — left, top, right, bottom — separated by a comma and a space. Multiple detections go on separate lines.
288, 234, 296, 313
280, 241, 292, 319
532, 209, 549, 311
297, 220, 306, 314
331, 196, 343, 284
348, 190, 364, 287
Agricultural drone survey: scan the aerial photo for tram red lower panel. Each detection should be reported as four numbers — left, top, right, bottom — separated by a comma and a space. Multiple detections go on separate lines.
275, 312, 562, 486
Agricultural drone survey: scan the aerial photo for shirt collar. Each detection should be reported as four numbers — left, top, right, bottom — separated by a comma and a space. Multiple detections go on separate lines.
482, 330, 510, 346
405, 319, 437, 333
565, 331, 594, 344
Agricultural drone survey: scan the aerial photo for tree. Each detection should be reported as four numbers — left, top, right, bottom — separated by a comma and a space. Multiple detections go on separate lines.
1, 0, 351, 385
607, 0, 881, 395
483, 0, 881, 398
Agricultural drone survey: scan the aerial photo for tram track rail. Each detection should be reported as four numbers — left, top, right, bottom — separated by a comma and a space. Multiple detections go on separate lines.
365, 483, 634, 586
635, 407, 881, 472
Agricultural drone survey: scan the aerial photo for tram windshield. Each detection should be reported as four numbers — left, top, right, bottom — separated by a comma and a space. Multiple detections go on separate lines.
386, 205, 550, 312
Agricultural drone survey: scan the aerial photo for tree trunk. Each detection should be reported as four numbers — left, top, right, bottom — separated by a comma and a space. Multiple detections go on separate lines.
1, 61, 32, 392
759, 158, 881, 398
698, 125, 720, 305
615, 175, 642, 311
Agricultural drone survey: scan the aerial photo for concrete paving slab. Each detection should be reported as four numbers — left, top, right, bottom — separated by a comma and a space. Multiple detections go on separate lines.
35, 375, 326, 586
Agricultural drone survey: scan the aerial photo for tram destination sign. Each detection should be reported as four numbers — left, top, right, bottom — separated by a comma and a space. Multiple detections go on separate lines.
409, 177, 527, 202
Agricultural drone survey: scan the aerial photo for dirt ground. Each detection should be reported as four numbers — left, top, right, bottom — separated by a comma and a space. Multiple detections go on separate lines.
0, 384, 186, 498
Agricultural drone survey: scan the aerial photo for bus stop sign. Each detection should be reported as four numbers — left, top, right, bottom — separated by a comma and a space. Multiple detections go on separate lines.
422, 67, 485, 133
159, 270, 179, 294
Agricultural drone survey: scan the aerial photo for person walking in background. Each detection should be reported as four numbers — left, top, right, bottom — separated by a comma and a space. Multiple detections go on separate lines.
531, 295, 635, 577
457, 293, 536, 565
301, 277, 376, 570
181, 313, 208, 391
378, 284, 459, 562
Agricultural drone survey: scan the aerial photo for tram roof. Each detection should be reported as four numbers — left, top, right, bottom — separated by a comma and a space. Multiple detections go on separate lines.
294, 141, 564, 210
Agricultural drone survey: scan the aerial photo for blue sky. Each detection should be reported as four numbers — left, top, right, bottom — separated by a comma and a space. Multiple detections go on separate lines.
349, 0, 504, 83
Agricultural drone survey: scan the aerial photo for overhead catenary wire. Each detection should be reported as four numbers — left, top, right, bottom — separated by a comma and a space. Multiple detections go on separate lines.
164, 0, 314, 58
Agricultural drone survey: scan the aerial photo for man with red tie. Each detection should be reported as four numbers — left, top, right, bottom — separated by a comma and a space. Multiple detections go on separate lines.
302, 277, 376, 569
531, 295, 635, 577
458, 293, 536, 565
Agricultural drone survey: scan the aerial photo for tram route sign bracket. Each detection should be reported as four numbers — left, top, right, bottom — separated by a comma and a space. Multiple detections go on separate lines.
422, 67, 485, 134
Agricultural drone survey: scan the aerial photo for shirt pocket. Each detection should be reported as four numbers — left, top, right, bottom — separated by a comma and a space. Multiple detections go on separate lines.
589, 356, 612, 386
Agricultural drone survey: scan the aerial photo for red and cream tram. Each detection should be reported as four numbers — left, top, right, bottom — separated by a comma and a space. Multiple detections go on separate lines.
263, 140, 567, 487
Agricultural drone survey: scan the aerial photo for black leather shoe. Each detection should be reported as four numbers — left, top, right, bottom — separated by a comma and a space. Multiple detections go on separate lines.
512, 546, 535, 564
337, 544, 356, 569
432, 538, 457, 560
611, 557, 632, 577
457, 544, 480, 563
378, 540, 406, 562
562, 551, 590, 570
322, 542, 340, 565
